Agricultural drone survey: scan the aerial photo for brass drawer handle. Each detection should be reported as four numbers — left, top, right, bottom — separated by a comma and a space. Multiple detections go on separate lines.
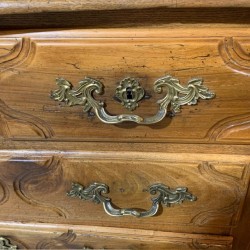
51, 75, 215, 125
67, 182, 197, 218
0, 237, 17, 249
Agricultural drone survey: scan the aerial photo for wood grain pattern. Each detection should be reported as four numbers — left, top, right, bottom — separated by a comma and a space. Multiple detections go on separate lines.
232, 182, 250, 250
36, 230, 78, 249
1, 8, 250, 31
1, 0, 250, 15
0, 29, 249, 144
1, 141, 250, 157
191, 162, 248, 227
0, 156, 69, 222
0, 37, 54, 139
0, 153, 249, 235
13, 156, 67, 218
0, 24, 249, 249
0, 223, 233, 250
0, 99, 54, 139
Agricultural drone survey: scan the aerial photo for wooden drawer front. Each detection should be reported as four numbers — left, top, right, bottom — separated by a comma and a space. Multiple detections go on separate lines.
0, 224, 232, 250
0, 29, 250, 144
0, 152, 249, 235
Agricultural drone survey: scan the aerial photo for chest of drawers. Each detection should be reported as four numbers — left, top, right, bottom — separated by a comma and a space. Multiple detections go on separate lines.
0, 2, 250, 250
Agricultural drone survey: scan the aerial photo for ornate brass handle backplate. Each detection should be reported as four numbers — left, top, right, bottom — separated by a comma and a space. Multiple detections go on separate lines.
67, 182, 197, 218
50, 75, 215, 124
0, 237, 17, 250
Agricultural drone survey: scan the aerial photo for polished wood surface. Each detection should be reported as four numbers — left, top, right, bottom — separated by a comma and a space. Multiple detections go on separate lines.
0, 153, 249, 235
232, 183, 250, 250
1, 0, 250, 15
0, 28, 249, 144
0, 223, 233, 250
0, 7, 249, 249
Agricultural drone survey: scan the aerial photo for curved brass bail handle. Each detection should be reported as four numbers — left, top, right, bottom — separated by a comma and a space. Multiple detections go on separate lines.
50, 75, 215, 125
67, 182, 197, 218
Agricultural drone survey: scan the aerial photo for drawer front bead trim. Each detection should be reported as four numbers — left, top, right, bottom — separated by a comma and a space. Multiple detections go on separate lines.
67, 182, 197, 218
51, 75, 215, 124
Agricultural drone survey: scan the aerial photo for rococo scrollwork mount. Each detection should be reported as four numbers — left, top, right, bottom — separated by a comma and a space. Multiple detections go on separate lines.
50, 75, 215, 125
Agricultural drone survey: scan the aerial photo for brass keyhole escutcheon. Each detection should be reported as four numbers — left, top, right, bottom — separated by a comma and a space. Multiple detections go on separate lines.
115, 78, 145, 111
126, 87, 133, 100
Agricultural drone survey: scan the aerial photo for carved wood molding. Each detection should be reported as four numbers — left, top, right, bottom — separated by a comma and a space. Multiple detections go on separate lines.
0, 178, 9, 206
191, 162, 249, 227
0, 38, 34, 73
0, 99, 54, 139
13, 156, 68, 218
189, 239, 232, 249
36, 230, 76, 249
207, 112, 250, 142
36, 230, 93, 249
219, 37, 250, 75
0, 36, 248, 143
35, 229, 231, 250
1, 155, 248, 231
0, 38, 54, 140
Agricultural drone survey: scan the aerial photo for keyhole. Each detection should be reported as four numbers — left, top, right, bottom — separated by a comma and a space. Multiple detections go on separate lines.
126, 87, 133, 100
